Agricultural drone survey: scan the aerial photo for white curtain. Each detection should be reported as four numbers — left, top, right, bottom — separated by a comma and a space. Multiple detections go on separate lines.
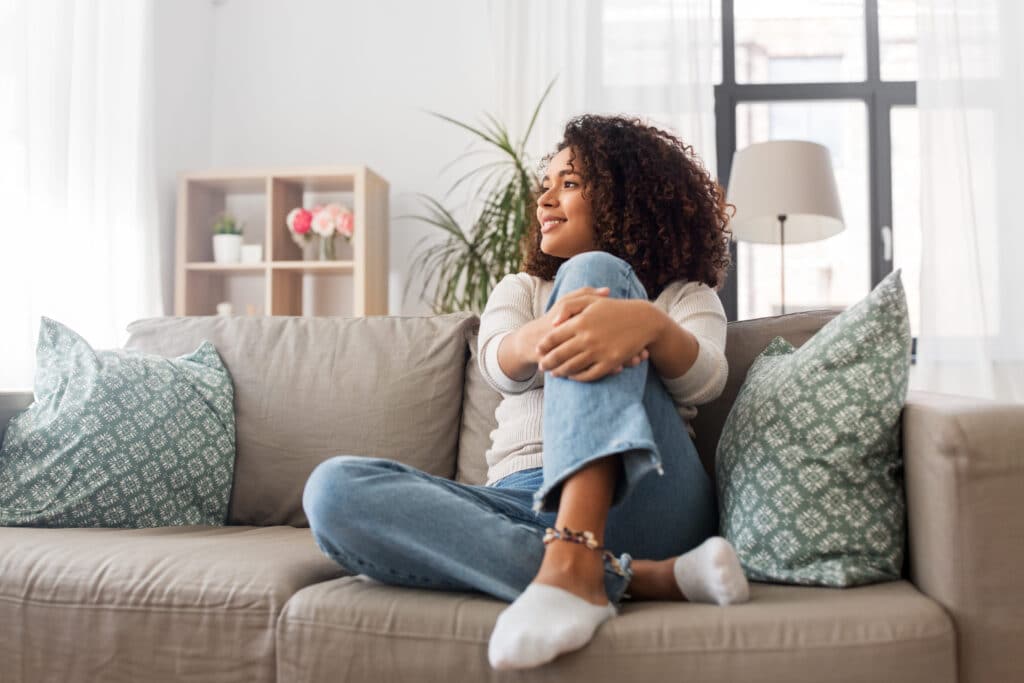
913, 0, 1024, 402
0, 0, 162, 391
487, 0, 719, 175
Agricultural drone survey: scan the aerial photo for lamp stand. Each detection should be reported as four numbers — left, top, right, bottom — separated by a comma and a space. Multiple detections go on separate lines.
778, 214, 787, 315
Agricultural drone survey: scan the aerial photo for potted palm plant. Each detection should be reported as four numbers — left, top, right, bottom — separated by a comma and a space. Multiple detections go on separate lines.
401, 77, 557, 314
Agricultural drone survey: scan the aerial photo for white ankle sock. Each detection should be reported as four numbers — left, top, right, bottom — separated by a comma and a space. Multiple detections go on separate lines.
488, 582, 617, 670
673, 536, 751, 605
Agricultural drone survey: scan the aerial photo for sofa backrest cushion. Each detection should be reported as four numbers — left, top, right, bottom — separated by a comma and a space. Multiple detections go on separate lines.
125, 313, 478, 526
690, 310, 840, 478
457, 324, 500, 486
456, 310, 840, 486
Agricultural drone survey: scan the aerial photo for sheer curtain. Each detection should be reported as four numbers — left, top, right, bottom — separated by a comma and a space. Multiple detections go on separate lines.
0, 0, 162, 391
487, 0, 719, 174
912, 0, 1024, 402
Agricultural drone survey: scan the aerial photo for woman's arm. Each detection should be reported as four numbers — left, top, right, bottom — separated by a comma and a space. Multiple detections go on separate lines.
535, 297, 662, 381
479, 276, 610, 393
533, 298, 701, 380
654, 284, 730, 406
641, 302, 702, 380
497, 322, 544, 382
478, 274, 543, 395
498, 286, 616, 381
533, 286, 727, 399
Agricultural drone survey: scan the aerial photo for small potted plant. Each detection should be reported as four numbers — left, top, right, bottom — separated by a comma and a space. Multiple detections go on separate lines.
212, 212, 244, 263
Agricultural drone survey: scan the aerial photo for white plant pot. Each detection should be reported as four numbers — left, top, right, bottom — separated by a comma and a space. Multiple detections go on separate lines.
213, 234, 243, 263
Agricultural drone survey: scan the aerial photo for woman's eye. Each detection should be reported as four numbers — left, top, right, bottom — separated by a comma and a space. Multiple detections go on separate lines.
540, 181, 576, 192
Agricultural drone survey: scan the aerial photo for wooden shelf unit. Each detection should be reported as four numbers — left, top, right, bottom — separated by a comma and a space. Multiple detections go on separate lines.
174, 167, 389, 316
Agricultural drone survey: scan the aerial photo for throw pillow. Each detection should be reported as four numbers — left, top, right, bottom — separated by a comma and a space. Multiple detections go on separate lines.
716, 269, 912, 587
0, 317, 236, 528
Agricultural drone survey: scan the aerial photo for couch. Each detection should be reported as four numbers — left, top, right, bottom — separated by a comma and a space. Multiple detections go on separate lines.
0, 309, 1021, 683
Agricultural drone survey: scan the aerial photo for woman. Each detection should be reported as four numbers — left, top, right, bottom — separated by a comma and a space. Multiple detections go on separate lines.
302, 113, 751, 671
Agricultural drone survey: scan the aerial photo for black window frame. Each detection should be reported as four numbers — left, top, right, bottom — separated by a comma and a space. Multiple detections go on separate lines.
714, 0, 917, 328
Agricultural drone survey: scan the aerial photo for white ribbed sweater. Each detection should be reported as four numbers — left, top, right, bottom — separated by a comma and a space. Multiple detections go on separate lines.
477, 272, 729, 487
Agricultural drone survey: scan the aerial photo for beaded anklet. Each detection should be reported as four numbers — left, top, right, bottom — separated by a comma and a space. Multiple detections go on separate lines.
542, 526, 628, 578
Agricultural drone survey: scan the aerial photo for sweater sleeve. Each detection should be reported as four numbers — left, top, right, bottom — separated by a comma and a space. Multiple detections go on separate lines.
656, 283, 729, 406
478, 273, 543, 395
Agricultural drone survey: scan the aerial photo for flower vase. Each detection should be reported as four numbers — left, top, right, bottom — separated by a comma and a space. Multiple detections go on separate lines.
299, 239, 317, 260
319, 235, 336, 261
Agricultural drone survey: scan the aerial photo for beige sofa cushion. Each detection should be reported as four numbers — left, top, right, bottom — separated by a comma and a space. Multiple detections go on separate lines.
125, 313, 477, 526
0, 525, 345, 683
456, 311, 840, 486
456, 327, 500, 486
277, 576, 953, 682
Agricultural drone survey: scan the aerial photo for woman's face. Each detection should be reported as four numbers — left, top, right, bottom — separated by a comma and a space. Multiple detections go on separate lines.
536, 146, 596, 258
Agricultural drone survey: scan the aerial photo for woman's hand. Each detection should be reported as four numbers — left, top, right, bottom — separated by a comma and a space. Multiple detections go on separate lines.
535, 294, 660, 382
515, 287, 648, 374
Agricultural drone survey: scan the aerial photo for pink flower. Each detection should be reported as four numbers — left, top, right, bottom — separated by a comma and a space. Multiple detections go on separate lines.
311, 208, 336, 237
337, 210, 354, 238
291, 209, 312, 235
322, 203, 345, 220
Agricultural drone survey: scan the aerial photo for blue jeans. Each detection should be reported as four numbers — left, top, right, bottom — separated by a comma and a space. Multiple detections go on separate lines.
302, 251, 718, 608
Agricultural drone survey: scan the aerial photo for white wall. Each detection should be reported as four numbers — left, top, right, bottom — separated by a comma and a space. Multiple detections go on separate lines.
154, 0, 501, 315
153, 0, 216, 316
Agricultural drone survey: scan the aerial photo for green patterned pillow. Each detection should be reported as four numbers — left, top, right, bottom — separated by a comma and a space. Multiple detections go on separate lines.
0, 317, 236, 528
716, 269, 912, 587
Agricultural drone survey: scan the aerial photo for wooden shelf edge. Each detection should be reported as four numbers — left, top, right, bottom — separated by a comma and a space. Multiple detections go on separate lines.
271, 260, 355, 273
185, 262, 268, 272
180, 166, 370, 182
184, 260, 355, 273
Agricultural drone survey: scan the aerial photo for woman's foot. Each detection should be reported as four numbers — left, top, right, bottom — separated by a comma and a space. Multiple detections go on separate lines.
488, 537, 616, 670
672, 536, 750, 605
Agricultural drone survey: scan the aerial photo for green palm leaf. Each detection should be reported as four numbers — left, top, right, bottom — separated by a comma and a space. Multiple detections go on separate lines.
404, 83, 556, 314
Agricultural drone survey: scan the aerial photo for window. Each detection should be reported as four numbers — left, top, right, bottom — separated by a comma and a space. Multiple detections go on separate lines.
890, 106, 920, 337
735, 99, 869, 317
734, 0, 866, 84
715, 0, 918, 332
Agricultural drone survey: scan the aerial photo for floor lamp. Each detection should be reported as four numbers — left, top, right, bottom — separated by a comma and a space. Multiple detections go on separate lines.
725, 140, 845, 315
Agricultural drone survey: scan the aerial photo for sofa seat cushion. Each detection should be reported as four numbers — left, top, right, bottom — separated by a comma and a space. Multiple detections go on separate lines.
277, 577, 954, 683
0, 525, 347, 683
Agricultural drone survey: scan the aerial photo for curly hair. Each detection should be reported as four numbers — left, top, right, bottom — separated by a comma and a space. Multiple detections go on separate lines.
520, 113, 733, 299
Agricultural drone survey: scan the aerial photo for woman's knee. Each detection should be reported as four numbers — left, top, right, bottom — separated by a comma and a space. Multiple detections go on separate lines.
303, 455, 378, 530
557, 250, 628, 279
555, 251, 647, 299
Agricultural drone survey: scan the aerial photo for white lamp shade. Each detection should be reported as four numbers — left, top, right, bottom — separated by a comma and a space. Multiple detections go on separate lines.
725, 140, 845, 245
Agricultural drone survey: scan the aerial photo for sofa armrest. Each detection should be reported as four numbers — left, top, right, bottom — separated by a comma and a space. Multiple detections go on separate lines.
0, 391, 34, 440
903, 389, 1024, 683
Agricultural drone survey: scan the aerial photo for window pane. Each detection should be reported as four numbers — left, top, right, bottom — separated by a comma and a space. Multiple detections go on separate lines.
734, 0, 865, 83
734, 100, 869, 319
879, 0, 918, 80
891, 106, 920, 336
603, 0, 722, 86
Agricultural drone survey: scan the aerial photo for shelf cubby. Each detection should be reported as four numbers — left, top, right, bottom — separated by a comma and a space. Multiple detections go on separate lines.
175, 166, 389, 317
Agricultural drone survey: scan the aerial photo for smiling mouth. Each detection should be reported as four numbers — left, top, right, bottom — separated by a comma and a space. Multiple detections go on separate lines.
541, 219, 566, 233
